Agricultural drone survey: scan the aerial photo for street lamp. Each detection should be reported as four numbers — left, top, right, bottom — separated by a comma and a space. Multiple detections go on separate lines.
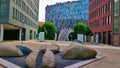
21, 20, 25, 44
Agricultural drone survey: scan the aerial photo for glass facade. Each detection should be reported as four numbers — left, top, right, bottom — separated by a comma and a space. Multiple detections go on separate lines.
45, 0, 89, 33
114, 0, 119, 34
113, 0, 119, 45
0, 0, 10, 23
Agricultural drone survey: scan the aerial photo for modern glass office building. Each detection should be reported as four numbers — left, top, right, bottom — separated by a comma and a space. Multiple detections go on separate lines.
45, 0, 89, 33
0, 0, 39, 41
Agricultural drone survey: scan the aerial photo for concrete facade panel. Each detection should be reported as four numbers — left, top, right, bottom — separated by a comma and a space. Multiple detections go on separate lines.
0, 0, 10, 23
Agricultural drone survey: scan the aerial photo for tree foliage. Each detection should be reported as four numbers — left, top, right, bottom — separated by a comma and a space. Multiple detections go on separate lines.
38, 22, 56, 40
84, 26, 93, 36
73, 22, 86, 34
73, 22, 93, 39
38, 25, 46, 33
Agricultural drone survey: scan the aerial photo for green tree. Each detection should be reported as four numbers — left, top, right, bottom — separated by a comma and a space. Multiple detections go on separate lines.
73, 22, 87, 38
42, 22, 56, 40
73, 22, 93, 39
84, 26, 93, 36
38, 25, 44, 33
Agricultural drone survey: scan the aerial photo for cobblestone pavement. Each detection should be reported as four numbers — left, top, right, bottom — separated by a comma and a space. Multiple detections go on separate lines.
1, 40, 120, 68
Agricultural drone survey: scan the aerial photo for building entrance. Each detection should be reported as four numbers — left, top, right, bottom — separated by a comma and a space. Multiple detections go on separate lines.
103, 32, 106, 44
108, 31, 112, 45
4, 29, 19, 40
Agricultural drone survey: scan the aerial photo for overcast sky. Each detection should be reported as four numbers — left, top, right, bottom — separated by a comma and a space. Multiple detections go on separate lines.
39, 0, 78, 22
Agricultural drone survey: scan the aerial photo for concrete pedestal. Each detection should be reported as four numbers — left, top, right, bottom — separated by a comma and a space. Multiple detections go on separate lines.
91, 36, 94, 43
95, 34, 99, 44
39, 32, 45, 42
77, 34, 84, 42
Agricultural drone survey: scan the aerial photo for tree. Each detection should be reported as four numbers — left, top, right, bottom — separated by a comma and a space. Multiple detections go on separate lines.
73, 22, 87, 38
42, 22, 56, 40
84, 26, 93, 36
73, 22, 93, 39
38, 25, 45, 33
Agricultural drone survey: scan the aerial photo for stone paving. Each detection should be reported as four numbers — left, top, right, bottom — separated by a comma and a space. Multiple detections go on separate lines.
81, 45, 120, 68
1, 40, 120, 68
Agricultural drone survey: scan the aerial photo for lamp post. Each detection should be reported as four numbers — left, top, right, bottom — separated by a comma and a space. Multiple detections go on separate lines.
21, 20, 25, 44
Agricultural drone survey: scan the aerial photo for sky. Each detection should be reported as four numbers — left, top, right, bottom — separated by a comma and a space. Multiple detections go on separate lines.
39, 0, 78, 22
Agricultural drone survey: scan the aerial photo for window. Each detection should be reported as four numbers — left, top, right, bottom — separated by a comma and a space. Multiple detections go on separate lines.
104, 5, 106, 14
20, 12, 22, 22
108, 1, 112, 11
17, 10, 19, 20
106, 16, 109, 26
0, 1, 1, 9
109, 15, 111, 25
13, 7, 15, 19
30, 30, 32, 39
15, 9, 17, 19
102, 6, 104, 14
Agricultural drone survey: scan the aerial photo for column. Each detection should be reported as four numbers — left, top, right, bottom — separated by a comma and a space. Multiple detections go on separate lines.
19, 28, 22, 41
0, 24, 4, 42
95, 33, 99, 44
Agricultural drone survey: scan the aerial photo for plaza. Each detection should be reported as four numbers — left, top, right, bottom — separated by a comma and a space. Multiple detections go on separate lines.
0, 40, 120, 68
0, 0, 120, 68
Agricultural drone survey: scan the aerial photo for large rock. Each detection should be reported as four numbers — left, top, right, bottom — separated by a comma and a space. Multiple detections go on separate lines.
0, 45, 23, 57
49, 43, 60, 53
62, 42, 97, 59
39, 44, 47, 53
63, 42, 83, 53
41, 43, 60, 53
16, 45, 32, 55
26, 50, 44, 68
42, 49, 55, 68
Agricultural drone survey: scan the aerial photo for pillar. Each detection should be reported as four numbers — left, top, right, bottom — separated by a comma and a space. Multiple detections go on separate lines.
0, 24, 4, 42
19, 28, 22, 41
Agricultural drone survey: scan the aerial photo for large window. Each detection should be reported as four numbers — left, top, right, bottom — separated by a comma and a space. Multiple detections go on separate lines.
109, 15, 111, 25
13, 7, 15, 19
106, 16, 108, 26
108, 1, 112, 11
0, 1, 2, 13
114, 0, 119, 34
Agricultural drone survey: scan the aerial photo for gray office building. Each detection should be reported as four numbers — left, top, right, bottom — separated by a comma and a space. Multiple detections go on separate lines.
0, 0, 39, 41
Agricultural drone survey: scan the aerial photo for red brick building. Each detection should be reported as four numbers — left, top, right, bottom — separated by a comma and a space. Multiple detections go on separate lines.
89, 0, 114, 45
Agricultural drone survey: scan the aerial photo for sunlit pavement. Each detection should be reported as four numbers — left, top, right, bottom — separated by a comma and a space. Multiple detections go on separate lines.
2, 40, 120, 49
1, 40, 120, 68
24, 40, 120, 49
87, 45, 120, 50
